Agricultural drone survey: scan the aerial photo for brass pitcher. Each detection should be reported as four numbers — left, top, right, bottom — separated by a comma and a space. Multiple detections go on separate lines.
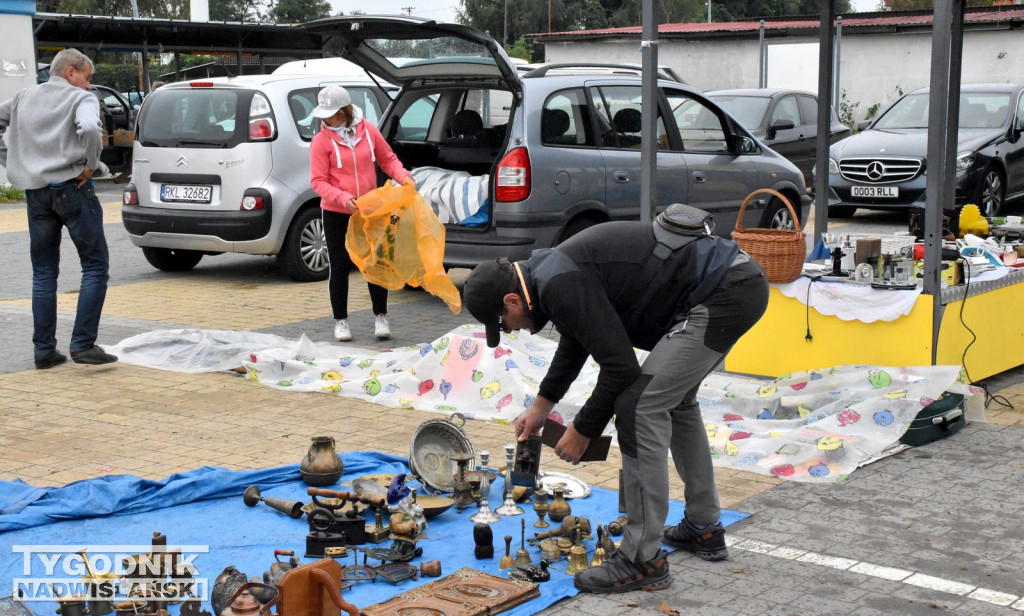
547, 487, 571, 523
299, 436, 344, 487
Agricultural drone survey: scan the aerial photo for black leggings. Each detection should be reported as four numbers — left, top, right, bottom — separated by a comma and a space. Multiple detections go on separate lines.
322, 208, 388, 320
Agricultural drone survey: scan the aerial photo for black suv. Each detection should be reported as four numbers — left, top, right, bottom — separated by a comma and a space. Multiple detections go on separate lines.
824, 83, 1024, 218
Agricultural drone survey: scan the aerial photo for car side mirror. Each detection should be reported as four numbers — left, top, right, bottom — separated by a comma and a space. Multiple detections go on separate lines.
737, 136, 758, 154
857, 120, 873, 132
767, 118, 795, 140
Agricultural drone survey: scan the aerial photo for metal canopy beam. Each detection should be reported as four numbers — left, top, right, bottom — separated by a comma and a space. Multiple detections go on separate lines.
32, 13, 324, 58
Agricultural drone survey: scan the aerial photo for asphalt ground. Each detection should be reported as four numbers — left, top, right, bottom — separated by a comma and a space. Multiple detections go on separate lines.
1, 181, 1023, 615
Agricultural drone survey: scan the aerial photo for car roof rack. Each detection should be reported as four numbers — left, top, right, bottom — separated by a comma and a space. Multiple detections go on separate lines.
521, 63, 682, 83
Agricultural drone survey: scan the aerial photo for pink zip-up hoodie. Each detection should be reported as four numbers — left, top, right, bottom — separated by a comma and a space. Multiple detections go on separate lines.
310, 107, 411, 214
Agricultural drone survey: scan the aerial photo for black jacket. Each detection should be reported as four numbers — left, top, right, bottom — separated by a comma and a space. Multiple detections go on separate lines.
520, 221, 741, 439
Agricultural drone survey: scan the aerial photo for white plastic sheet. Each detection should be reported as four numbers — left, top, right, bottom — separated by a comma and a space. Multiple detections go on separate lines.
109, 326, 976, 482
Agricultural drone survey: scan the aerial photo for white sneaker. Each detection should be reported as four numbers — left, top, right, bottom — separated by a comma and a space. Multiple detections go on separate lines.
334, 320, 352, 341
374, 314, 391, 340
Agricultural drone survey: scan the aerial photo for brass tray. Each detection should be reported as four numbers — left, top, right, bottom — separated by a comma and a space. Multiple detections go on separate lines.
409, 413, 475, 494
360, 567, 538, 616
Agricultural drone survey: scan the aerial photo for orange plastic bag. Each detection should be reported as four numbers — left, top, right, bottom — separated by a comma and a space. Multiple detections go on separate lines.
346, 182, 462, 313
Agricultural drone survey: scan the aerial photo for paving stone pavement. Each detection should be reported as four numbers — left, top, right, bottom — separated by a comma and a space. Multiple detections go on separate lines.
1, 185, 1023, 615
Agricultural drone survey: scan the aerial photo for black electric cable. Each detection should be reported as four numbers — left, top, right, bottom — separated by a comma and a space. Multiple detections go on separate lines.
805, 276, 821, 342
954, 258, 1012, 410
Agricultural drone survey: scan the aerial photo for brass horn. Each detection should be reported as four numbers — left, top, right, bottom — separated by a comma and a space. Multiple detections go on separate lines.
243, 486, 303, 519
529, 515, 591, 545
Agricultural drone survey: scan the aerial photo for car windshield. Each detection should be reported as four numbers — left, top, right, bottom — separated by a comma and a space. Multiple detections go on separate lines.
362, 36, 496, 68
875, 91, 1012, 130
707, 95, 770, 129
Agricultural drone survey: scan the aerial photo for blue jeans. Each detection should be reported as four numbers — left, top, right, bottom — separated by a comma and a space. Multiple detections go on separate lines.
26, 180, 110, 360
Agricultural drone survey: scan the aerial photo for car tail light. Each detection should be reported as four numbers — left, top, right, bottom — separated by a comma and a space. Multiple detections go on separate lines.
248, 118, 275, 140
189, 81, 214, 88
123, 184, 139, 205
240, 195, 264, 210
495, 147, 531, 202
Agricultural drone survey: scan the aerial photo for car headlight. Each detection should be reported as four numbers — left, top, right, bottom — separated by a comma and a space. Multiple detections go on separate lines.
955, 151, 976, 171
828, 158, 840, 175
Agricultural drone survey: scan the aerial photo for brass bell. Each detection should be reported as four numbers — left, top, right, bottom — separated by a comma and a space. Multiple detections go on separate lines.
564, 519, 589, 576
514, 520, 532, 567
565, 543, 589, 575
590, 525, 608, 567
499, 535, 515, 570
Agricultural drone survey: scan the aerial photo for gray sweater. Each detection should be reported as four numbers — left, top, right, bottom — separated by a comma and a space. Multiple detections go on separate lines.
0, 76, 107, 190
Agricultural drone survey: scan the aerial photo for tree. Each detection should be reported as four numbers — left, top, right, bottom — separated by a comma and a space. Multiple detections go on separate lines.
38, 0, 188, 18
208, 0, 271, 22
271, 0, 332, 24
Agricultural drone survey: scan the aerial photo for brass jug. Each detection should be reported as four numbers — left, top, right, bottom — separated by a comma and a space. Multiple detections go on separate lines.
547, 487, 571, 523
299, 436, 344, 487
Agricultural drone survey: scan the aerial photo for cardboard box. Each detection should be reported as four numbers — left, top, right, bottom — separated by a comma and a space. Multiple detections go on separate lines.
914, 260, 962, 285
112, 129, 134, 148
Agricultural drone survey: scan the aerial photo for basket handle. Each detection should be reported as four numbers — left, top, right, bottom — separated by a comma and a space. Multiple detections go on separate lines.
735, 188, 802, 234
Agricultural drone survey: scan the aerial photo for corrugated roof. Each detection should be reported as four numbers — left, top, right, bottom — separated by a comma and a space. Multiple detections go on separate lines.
529, 7, 1024, 40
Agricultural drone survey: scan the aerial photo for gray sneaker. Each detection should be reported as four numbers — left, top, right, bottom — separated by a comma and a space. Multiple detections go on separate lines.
573, 549, 670, 594
662, 517, 728, 561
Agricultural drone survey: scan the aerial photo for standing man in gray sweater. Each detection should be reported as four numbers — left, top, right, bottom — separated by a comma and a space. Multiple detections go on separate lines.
0, 48, 117, 368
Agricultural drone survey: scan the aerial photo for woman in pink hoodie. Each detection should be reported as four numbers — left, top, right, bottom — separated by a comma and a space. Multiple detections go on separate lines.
310, 85, 414, 342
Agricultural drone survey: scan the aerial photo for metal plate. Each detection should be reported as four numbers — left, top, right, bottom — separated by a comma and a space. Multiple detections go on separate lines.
409, 414, 475, 493
538, 472, 590, 499
416, 495, 456, 520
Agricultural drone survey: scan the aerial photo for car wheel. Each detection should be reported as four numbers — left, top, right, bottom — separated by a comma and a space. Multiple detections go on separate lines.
558, 217, 598, 244
141, 247, 203, 272
278, 207, 330, 282
973, 167, 1005, 218
761, 196, 798, 230
828, 205, 858, 218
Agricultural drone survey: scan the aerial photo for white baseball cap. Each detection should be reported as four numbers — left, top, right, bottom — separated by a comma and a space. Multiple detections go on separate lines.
311, 85, 352, 118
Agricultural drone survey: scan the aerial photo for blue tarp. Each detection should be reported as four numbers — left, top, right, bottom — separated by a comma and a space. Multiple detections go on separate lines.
0, 452, 749, 615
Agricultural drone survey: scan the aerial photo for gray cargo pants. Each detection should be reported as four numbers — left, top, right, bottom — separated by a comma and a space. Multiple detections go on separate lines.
614, 260, 769, 563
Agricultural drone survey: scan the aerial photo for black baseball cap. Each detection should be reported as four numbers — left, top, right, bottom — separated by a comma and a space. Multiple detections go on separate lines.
464, 259, 515, 348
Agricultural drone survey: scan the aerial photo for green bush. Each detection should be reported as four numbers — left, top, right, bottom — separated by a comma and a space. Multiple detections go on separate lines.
0, 185, 26, 203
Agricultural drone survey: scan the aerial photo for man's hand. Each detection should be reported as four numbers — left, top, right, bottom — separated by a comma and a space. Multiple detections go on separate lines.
514, 407, 547, 443
554, 423, 590, 465
74, 165, 95, 188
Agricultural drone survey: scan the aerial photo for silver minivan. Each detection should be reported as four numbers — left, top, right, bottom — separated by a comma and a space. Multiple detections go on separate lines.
122, 73, 393, 281
303, 16, 810, 270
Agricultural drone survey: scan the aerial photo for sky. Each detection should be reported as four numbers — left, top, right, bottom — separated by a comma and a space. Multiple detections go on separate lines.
326, 0, 879, 33
328, 0, 461, 24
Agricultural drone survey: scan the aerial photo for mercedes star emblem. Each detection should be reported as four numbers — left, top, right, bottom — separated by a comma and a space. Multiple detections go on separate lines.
866, 161, 885, 181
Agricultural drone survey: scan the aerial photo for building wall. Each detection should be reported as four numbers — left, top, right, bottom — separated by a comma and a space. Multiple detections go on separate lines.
542, 28, 1024, 123
0, 4, 38, 186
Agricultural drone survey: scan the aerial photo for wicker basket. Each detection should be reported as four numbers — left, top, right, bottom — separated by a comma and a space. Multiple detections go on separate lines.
732, 189, 806, 283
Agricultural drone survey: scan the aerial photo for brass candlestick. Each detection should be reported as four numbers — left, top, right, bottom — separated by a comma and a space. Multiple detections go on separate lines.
494, 444, 524, 516
450, 454, 475, 513
532, 489, 550, 528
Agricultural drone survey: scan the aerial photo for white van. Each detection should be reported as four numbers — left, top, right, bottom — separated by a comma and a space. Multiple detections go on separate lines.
121, 73, 395, 281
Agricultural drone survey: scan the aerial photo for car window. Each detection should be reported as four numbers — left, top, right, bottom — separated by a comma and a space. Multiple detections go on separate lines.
589, 85, 667, 150
541, 89, 593, 147
665, 90, 727, 153
797, 95, 818, 126
874, 93, 929, 129
707, 95, 769, 129
770, 95, 800, 128
1018, 93, 1024, 128
289, 87, 384, 141
136, 88, 243, 145
395, 93, 439, 142
960, 92, 1012, 129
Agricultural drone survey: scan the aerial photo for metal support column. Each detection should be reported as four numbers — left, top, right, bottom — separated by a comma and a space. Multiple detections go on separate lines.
639, 0, 658, 223
758, 20, 765, 89
813, 1, 837, 238
924, 0, 965, 361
